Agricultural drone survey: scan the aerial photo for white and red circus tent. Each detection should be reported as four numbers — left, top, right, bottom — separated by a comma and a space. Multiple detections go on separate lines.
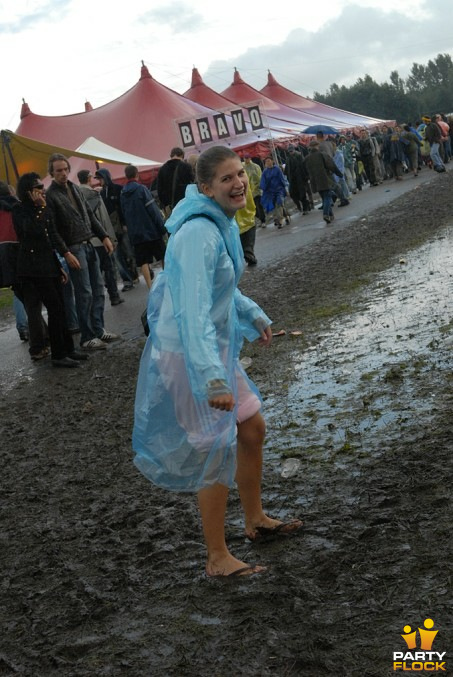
260, 71, 389, 128
13, 64, 289, 182
7, 63, 391, 182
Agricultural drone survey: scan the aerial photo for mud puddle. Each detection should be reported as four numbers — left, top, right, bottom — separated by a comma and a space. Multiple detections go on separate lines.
263, 226, 453, 467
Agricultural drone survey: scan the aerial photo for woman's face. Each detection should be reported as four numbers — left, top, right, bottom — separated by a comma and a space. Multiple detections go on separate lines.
201, 157, 248, 217
29, 178, 46, 204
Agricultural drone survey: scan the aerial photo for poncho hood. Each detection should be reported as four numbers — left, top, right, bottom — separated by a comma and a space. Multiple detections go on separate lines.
165, 184, 245, 282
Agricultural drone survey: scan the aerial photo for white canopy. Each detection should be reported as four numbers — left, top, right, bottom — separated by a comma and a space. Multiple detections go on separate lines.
75, 137, 160, 167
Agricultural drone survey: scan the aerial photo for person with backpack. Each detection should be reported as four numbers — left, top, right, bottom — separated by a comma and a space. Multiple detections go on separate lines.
120, 165, 167, 289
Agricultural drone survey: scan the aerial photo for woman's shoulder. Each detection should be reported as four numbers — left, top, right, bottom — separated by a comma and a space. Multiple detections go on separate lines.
173, 213, 223, 245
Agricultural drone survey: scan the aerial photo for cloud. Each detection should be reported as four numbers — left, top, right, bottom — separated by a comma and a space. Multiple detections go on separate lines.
0, 0, 71, 34
202, 1, 453, 97
142, 2, 205, 34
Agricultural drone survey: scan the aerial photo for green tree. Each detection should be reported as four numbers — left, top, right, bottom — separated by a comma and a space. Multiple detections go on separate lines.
312, 53, 453, 123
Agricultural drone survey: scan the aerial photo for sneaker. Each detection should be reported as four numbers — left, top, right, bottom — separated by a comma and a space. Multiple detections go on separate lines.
323, 215, 331, 223
19, 331, 29, 341
111, 296, 125, 306
99, 331, 120, 343
122, 282, 134, 292
82, 338, 108, 351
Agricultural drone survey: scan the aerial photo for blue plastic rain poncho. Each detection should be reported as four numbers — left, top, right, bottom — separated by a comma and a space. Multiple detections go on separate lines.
132, 184, 271, 492
259, 165, 287, 213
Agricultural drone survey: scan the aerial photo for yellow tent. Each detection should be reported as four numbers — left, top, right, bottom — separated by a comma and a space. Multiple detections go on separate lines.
0, 130, 159, 185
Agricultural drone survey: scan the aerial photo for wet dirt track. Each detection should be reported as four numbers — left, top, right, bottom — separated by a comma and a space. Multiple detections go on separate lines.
1, 171, 453, 676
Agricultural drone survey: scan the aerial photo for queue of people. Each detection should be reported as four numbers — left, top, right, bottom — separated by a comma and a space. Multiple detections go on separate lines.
1, 118, 450, 369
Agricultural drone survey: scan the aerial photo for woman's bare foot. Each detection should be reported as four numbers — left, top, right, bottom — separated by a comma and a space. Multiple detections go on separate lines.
245, 516, 303, 541
206, 552, 266, 577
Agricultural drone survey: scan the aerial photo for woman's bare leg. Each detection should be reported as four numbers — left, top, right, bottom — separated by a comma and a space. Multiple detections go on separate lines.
236, 411, 302, 539
198, 483, 263, 576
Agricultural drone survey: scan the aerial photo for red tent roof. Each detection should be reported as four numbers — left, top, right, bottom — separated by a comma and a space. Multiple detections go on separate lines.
15, 64, 269, 166
260, 71, 388, 128
220, 69, 362, 131
184, 68, 297, 136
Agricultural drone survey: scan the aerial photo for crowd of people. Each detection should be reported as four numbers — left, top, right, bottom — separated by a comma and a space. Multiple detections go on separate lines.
0, 125, 449, 575
0, 152, 172, 366
1, 112, 451, 365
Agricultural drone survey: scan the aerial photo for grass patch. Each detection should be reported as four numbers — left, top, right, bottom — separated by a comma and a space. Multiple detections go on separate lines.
0, 288, 13, 311
439, 319, 453, 335
305, 303, 353, 320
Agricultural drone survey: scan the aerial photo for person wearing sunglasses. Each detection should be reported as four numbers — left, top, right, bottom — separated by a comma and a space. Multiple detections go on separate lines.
12, 173, 88, 367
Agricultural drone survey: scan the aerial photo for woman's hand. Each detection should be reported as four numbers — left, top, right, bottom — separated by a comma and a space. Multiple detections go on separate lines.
60, 268, 69, 284
257, 325, 273, 347
28, 189, 46, 207
208, 393, 235, 411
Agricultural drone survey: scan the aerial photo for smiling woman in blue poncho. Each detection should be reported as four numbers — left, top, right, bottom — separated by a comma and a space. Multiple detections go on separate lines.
133, 146, 302, 577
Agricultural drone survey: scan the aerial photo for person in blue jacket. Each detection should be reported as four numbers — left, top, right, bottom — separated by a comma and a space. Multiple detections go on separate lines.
120, 165, 167, 288
133, 146, 302, 577
259, 155, 288, 228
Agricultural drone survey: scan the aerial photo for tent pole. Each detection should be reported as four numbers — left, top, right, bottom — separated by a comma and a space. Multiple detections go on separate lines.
260, 108, 277, 164
1, 131, 20, 185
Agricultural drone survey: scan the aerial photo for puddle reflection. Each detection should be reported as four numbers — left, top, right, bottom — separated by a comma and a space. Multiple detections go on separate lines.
266, 227, 453, 461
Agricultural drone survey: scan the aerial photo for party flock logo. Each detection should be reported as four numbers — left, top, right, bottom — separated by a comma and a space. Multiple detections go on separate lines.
393, 617, 446, 671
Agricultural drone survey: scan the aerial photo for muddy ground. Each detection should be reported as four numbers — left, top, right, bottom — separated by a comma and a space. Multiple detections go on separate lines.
1, 173, 453, 676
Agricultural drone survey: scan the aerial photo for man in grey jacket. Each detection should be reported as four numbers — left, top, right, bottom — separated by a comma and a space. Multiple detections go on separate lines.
77, 170, 124, 307
46, 154, 119, 350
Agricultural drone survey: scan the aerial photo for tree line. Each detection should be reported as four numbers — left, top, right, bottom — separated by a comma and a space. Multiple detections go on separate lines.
313, 53, 453, 123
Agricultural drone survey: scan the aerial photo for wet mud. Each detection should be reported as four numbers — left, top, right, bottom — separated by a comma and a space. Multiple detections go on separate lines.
1, 172, 453, 676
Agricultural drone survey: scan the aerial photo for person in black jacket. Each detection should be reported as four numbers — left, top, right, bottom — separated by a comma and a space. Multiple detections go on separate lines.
12, 173, 88, 367
156, 147, 194, 218
46, 154, 119, 351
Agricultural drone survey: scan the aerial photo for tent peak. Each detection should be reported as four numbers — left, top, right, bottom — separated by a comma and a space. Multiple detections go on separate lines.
20, 99, 31, 119
140, 61, 152, 80
267, 71, 279, 86
191, 67, 203, 88
233, 69, 245, 85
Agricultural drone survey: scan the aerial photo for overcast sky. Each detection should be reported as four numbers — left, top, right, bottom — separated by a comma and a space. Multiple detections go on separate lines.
1, 0, 452, 132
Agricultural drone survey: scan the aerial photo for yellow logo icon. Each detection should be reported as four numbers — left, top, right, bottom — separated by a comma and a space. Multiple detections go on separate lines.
393, 618, 446, 672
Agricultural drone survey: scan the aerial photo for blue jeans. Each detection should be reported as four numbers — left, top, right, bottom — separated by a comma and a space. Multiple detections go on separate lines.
13, 294, 28, 333
115, 232, 137, 283
319, 189, 333, 217
57, 254, 79, 331
430, 142, 444, 169
68, 242, 105, 344
95, 246, 120, 301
